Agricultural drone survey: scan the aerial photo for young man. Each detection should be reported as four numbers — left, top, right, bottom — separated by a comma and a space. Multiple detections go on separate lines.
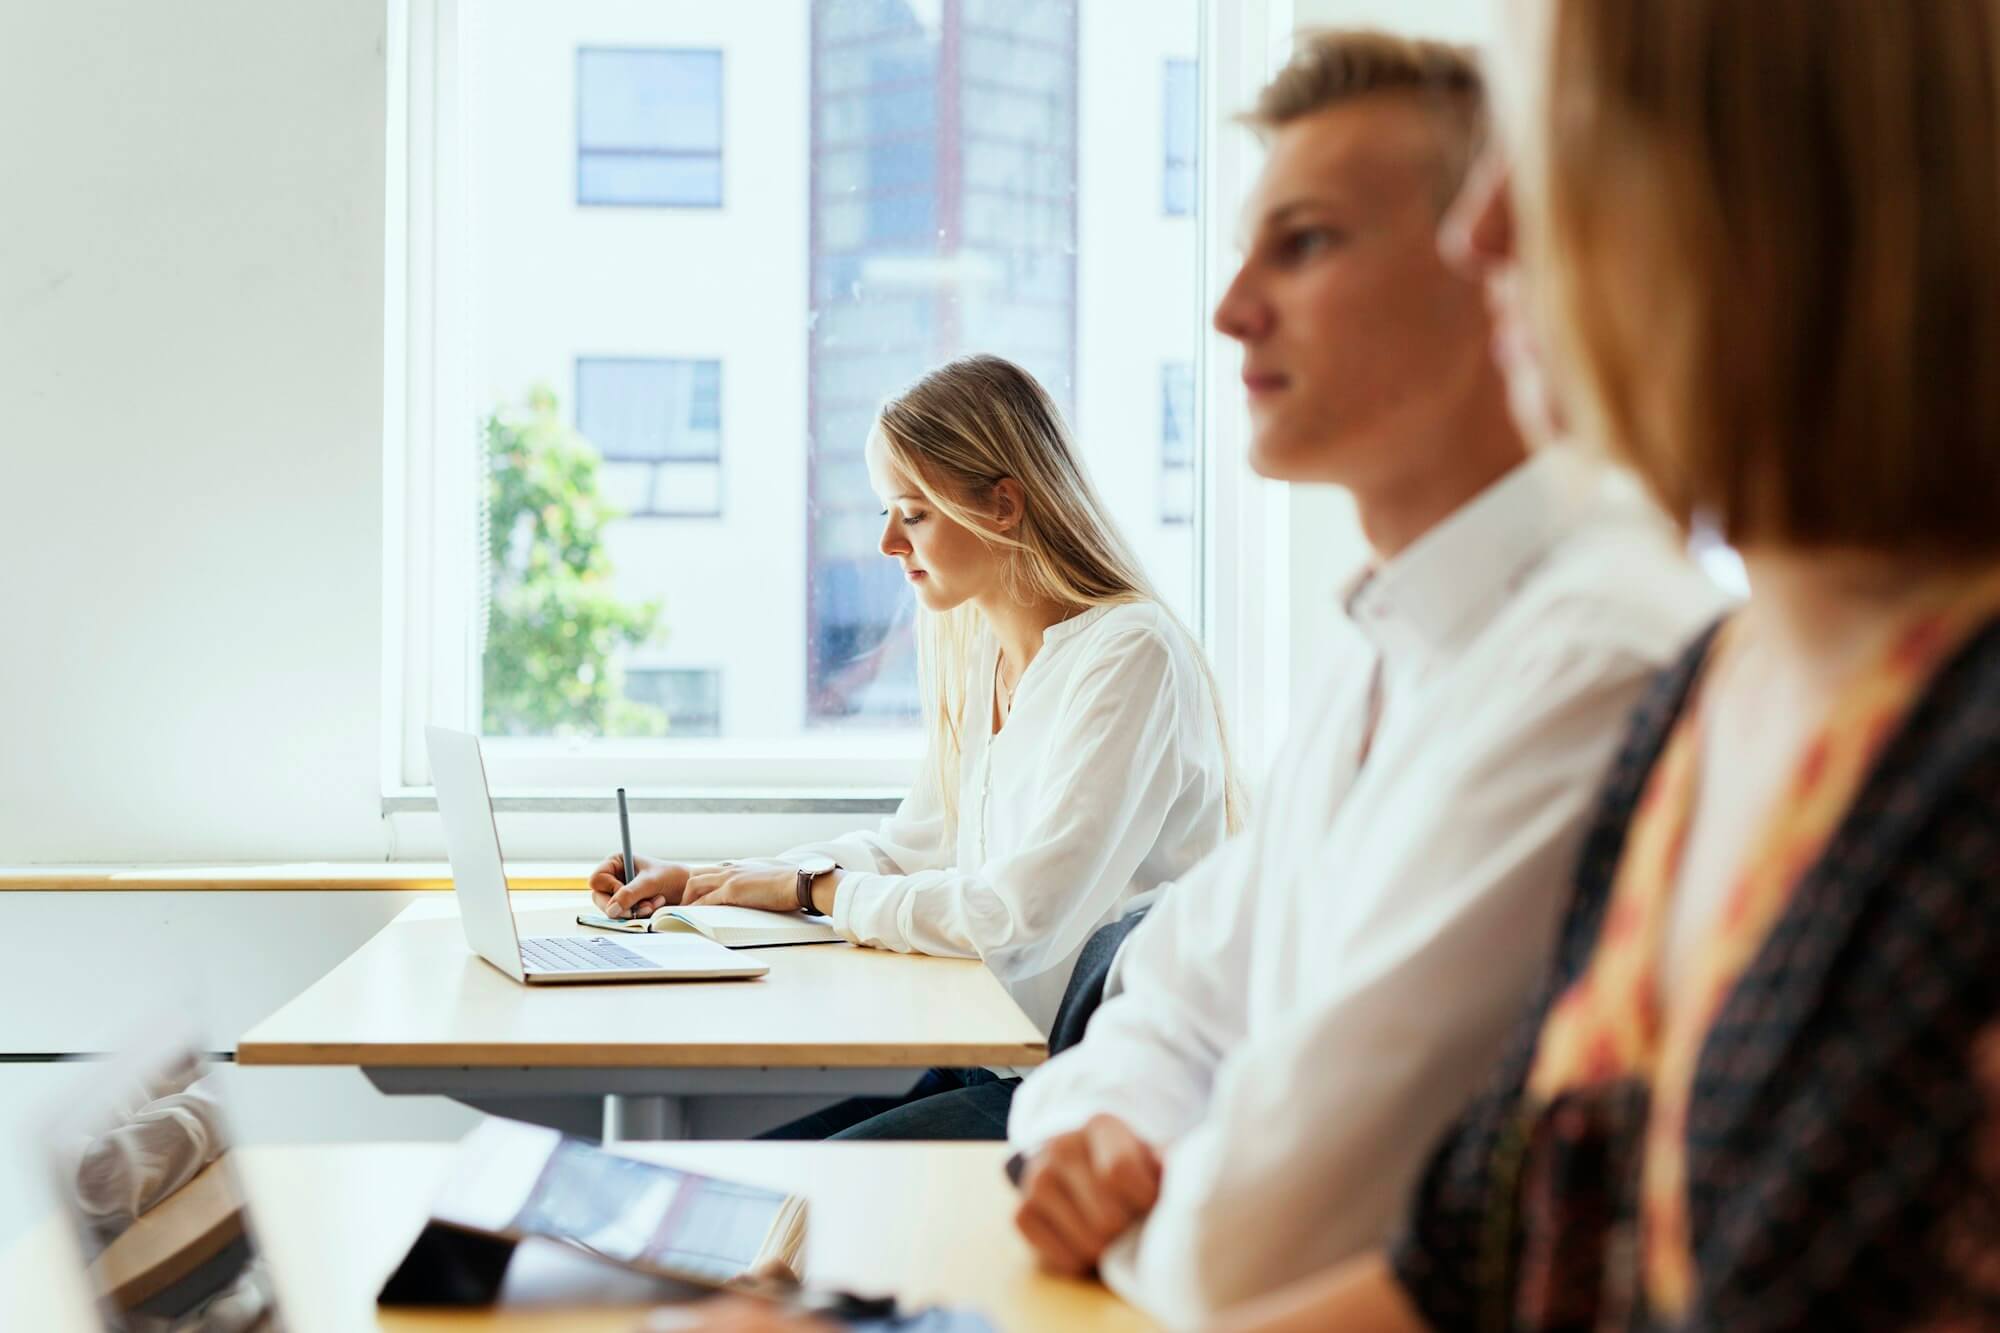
1004, 31, 1726, 1325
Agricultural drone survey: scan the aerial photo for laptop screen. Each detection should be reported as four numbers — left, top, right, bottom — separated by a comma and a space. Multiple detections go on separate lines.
430, 1118, 807, 1288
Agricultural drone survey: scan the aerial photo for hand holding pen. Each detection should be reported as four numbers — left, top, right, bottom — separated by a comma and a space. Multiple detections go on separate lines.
586, 788, 694, 919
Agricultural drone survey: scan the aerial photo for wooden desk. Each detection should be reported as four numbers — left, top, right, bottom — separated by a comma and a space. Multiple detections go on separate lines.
238, 896, 1047, 1137
91, 1158, 245, 1308
4, 1142, 1150, 1332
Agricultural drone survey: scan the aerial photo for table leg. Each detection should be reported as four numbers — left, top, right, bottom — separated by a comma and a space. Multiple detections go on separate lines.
603, 1093, 685, 1142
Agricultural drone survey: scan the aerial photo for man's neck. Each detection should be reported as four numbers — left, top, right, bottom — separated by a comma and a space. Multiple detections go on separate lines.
1350, 401, 1529, 560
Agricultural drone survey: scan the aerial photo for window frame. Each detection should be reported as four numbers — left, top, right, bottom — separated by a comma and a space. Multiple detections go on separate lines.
385, 0, 1299, 819
574, 45, 726, 210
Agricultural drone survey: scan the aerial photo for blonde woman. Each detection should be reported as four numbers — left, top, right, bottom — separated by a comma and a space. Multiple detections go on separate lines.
1222, 1, 2000, 1329
591, 354, 1240, 1139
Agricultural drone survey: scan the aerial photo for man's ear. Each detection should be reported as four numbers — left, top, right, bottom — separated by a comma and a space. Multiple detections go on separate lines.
990, 478, 1027, 533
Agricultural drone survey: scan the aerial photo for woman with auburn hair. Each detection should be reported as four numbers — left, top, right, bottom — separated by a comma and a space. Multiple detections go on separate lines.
591, 353, 1242, 1139
1220, 1, 2000, 1329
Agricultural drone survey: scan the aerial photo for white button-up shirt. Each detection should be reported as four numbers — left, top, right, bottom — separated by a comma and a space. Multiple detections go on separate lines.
1007, 453, 1729, 1326
784, 600, 1231, 1044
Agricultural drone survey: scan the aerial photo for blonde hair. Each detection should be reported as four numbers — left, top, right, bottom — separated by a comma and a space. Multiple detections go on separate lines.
875, 355, 1245, 834
1246, 28, 1487, 207
1526, 0, 2000, 557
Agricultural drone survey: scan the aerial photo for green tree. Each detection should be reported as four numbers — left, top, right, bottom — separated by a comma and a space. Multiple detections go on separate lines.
481, 386, 668, 737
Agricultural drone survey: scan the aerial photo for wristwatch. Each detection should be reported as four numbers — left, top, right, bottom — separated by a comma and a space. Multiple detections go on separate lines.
794, 855, 836, 916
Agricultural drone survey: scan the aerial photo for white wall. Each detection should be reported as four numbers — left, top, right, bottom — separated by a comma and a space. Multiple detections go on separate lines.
0, 0, 390, 863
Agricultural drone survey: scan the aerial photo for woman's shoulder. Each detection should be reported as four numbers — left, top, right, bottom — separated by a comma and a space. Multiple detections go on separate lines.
1069, 600, 1190, 664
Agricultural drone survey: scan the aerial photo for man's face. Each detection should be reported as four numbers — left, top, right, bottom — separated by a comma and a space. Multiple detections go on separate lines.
1213, 98, 1497, 488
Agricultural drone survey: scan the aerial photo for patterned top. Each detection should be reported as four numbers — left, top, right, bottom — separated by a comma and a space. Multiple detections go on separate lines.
1391, 589, 2000, 1332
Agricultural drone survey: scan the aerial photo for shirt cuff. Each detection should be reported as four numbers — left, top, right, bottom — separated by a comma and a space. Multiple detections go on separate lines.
828, 868, 899, 947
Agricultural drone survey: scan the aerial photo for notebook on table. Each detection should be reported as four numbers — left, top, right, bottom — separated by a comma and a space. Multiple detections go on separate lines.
580, 904, 844, 949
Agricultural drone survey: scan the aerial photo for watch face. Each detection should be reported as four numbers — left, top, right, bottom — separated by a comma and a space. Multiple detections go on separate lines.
798, 855, 836, 875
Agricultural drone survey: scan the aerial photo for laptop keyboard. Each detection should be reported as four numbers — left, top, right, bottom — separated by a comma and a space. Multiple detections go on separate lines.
521, 935, 655, 973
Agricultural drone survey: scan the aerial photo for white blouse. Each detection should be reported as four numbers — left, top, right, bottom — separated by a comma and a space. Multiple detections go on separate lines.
783, 600, 1231, 1041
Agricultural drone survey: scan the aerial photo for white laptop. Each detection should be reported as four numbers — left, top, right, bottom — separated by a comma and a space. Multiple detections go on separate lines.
427, 725, 767, 985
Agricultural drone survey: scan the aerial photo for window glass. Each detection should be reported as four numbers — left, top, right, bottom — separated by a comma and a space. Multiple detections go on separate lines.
467, 0, 1201, 741
577, 48, 724, 207
1163, 57, 1197, 216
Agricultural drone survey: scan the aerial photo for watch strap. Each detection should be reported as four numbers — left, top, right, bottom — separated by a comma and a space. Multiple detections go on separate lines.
795, 865, 828, 916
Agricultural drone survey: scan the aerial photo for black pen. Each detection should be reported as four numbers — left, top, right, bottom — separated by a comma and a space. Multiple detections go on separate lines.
616, 787, 637, 914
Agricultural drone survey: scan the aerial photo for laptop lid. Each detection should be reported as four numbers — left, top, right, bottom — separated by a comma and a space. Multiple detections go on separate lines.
426, 725, 527, 982
40, 1026, 288, 1331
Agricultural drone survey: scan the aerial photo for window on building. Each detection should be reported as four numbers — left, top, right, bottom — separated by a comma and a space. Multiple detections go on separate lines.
623, 667, 723, 736
1161, 361, 1194, 525
576, 358, 723, 518
1163, 58, 1197, 217
577, 48, 724, 207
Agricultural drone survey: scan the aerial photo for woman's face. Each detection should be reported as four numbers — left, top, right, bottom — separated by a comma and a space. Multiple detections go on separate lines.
865, 426, 1003, 613
1440, 0, 1568, 446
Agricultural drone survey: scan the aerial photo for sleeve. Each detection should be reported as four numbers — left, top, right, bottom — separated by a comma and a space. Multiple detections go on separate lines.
71, 1077, 229, 1227
815, 628, 1200, 969
781, 741, 955, 880
1100, 638, 1672, 1327
1007, 826, 1267, 1152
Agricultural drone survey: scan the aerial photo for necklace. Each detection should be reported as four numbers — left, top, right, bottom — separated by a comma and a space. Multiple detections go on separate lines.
996, 654, 1019, 720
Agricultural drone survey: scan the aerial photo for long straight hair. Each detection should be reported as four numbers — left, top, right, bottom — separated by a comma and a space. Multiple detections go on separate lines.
874, 355, 1245, 835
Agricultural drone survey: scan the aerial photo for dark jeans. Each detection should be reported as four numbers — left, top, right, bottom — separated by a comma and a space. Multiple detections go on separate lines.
760, 1067, 1021, 1141
761, 909, 1156, 1143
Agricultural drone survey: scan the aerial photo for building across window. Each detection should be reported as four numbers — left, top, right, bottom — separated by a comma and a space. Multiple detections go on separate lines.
576, 357, 723, 517
808, 0, 1081, 726
1161, 361, 1194, 525
623, 666, 723, 736
1163, 58, 1197, 217
577, 47, 724, 207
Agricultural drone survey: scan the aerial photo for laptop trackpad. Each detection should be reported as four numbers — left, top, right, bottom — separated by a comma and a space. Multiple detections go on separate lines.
623, 934, 757, 969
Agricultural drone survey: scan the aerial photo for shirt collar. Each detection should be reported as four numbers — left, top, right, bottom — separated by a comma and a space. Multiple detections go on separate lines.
1341, 451, 1606, 663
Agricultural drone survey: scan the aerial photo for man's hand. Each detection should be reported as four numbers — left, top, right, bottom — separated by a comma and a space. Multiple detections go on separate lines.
588, 855, 692, 920
1012, 1114, 1163, 1277
680, 859, 809, 914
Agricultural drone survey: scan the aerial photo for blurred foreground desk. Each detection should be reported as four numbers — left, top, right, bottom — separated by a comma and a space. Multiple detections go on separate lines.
2, 1141, 1152, 1332
237, 895, 1047, 1139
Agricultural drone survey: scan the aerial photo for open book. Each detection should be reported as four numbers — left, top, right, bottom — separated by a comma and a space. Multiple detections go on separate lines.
652, 904, 843, 949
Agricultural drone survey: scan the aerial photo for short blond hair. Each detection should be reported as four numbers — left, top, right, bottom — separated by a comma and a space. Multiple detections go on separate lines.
1246, 29, 1487, 205
1530, 0, 2000, 558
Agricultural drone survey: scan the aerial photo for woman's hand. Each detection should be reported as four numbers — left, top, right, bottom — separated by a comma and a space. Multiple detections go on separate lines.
680, 859, 808, 914
587, 855, 693, 920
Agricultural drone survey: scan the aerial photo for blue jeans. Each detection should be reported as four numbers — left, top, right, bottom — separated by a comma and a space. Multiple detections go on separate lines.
759, 1067, 1020, 1141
